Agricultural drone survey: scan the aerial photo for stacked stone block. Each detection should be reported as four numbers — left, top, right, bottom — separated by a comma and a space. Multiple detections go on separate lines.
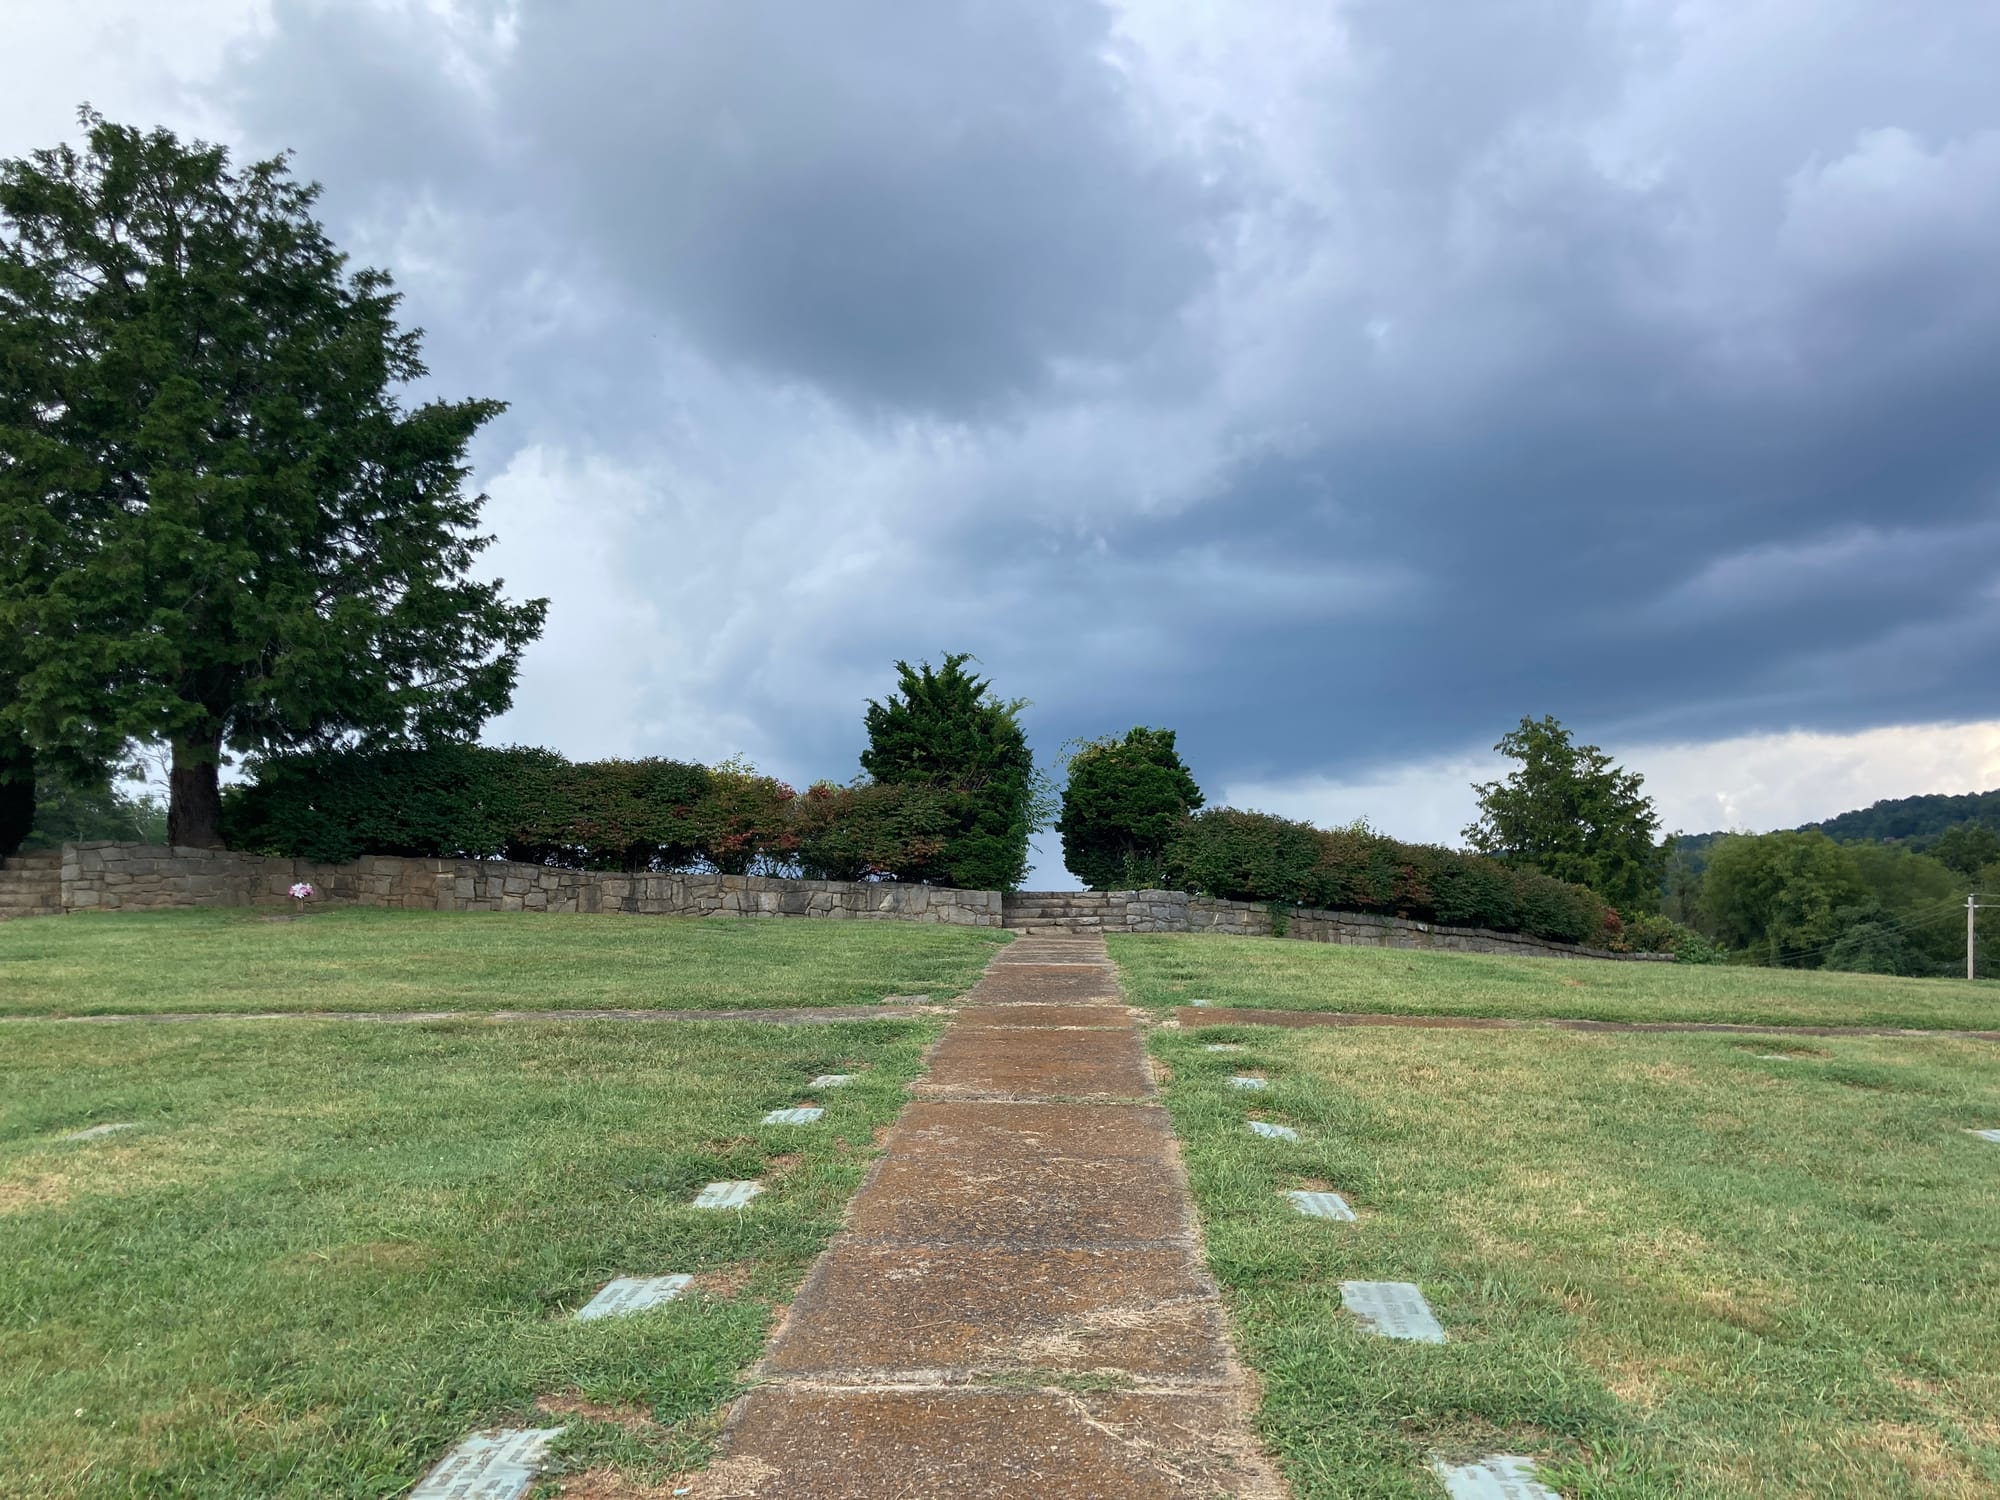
1003, 887, 1663, 961
0, 850, 62, 922
48, 843, 1005, 926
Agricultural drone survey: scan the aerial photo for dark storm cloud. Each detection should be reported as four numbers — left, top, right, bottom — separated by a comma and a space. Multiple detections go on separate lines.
207, 0, 2000, 808
501, 2, 1225, 415
232, 0, 1225, 417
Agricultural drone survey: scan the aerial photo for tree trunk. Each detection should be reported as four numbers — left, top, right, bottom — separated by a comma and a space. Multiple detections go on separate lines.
0, 731, 33, 860
168, 733, 225, 848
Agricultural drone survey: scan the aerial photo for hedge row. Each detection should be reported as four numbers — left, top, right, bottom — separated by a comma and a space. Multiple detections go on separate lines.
224, 745, 962, 879
1164, 807, 1614, 947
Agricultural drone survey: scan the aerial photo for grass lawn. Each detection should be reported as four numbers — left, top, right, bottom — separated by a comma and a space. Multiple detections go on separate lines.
0, 1014, 940, 1497
0, 907, 1008, 1017
1110, 932, 2000, 1032
1153, 1019, 2000, 1498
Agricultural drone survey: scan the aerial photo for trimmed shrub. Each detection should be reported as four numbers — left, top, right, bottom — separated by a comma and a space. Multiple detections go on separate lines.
684, 759, 796, 875
1165, 808, 1320, 904
1166, 805, 1613, 946
224, 745, 711, 869
793, 780, 955, 882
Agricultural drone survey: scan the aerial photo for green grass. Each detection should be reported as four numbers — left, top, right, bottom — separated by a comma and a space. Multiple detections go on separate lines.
0, 1014, 940, 1496
0, 907, 1008, 1017
1110, 932, 2000, 1032
1153, 1021, 2000, 1498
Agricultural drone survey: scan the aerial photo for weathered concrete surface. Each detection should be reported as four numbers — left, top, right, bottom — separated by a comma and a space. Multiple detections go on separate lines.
689, 935, 1286, 1499
920, 1026, 1156, 1099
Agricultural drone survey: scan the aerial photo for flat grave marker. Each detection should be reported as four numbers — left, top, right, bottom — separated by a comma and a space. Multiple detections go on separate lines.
409, 1426, 564, 1500
1430, 1455, 1561, 1499
763, 1106, 824, 1125
809, 1074, 857, 1089
1190, 998, 1214, 1007
574, 1274, 692, 1322
1340, 1280, 1446, 1343
1202, 1044, 1243, 1053
1969, 1128, 2000, 1144
1228, 1075, 1269, 1091
692, 1181, 763, 1209
1247, 1121, 1299, 1141
64, 1123, 136, 1141
1286, 1189, 1356, 1221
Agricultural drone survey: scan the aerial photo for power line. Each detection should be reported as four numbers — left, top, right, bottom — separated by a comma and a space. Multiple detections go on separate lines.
1757, 892, 1973, 968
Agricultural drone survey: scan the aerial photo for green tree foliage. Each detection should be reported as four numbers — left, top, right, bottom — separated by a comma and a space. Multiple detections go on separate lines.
1057, 727, 1204, 890
24, 766, 168, 848
0, 112, 546, 848
683, 757, 797, 876
1807, 788, 2000, 845
1165, 807, 1614, 947
1699, 831, 1869, 967
226, 746, 712, 870
859, 654, 1044, 891
1464, 715, 1670, 912
1930, 824, 2000, 879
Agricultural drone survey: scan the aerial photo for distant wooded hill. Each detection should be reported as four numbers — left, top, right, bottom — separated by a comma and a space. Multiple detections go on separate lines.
1676, 787, 2000, 855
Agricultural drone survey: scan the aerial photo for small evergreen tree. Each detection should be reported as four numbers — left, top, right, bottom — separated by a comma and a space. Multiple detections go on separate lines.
1464, 715, 1669, 912
0, 112, 546, 846
1058, 727, 1204, 890
859, 653, 1042, 890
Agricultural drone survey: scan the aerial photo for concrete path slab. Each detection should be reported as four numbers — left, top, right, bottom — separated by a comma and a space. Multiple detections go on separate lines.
765, 1243, 1232, 1380
690, 935, 1286, 1499
705, 1389, 1280, 1499
922, 1025, 1155, 1098
954, 1002, 1135, 1029
888, 1101, 1181, 1161
845, 1147, 1190, 1245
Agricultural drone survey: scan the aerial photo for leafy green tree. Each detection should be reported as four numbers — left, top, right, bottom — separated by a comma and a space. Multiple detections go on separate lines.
1930, 824, 2000, 879
1057, 727, 1204, 890
24, 765, 168, 848
0, 112, 546, 847
859, 653, 1045, 891
1700, 831, 1867, 967
1464, 715, 1670, 912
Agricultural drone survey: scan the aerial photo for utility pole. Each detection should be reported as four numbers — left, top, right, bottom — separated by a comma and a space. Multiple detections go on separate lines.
1971, 894, 1980, 982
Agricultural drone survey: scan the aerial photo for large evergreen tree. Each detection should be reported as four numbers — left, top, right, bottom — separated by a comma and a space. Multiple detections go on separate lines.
1057, 726, 1203, 890
1464, 714, 1669, 912
859, 653, 1041, 890
0, 112, 545, 846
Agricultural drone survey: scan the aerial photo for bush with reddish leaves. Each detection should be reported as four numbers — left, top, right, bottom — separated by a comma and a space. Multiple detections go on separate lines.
1165, 807, 1614, 946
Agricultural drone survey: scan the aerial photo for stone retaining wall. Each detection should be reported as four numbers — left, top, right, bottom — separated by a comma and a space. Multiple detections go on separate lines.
21, 844, 1664, 959
48, 843, 1004, 926
1002, 888, 1669, 961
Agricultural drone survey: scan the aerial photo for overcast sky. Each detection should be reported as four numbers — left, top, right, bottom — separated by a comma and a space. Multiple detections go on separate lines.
7, 0, 1999, 882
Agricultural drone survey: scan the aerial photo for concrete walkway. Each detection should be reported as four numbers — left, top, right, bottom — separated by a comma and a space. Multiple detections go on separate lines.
690, 935, 1287, 1499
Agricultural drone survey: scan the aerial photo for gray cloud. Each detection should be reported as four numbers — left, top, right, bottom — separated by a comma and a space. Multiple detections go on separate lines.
17, 0, 2000, 867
